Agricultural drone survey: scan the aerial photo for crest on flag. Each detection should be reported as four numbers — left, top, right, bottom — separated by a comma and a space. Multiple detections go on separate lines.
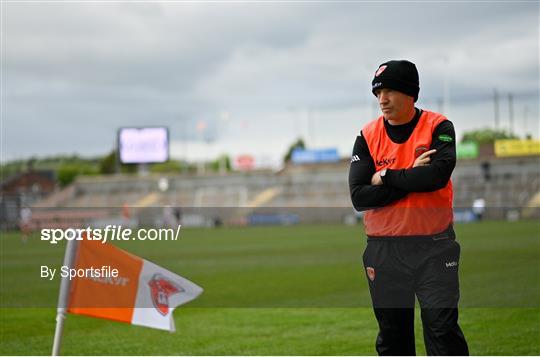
148, 273, 184, 316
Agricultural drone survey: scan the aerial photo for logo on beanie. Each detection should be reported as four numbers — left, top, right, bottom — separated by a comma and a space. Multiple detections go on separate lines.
375, 65, 387, 77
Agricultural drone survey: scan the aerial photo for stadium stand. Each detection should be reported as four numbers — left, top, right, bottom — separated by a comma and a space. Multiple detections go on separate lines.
0, 170, 56, 229
451, 156, 540, 219
2, 155, 538, 229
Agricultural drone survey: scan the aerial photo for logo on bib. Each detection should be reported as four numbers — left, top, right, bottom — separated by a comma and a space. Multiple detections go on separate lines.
375, 157, 396, 167
415, 146, 428, 158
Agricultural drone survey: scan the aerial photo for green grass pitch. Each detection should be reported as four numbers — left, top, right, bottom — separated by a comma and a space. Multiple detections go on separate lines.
1, 220, 539, 355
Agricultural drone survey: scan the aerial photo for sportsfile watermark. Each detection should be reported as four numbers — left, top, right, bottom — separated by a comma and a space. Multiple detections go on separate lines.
41, 225, 182, 244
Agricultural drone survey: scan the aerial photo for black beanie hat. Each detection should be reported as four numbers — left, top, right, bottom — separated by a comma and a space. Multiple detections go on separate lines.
371, 60, 420, 102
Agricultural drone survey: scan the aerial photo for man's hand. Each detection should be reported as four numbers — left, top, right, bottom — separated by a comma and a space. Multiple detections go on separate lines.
413, 149, 437, 167
371, 171, 383, 186
371, 149, 436, 186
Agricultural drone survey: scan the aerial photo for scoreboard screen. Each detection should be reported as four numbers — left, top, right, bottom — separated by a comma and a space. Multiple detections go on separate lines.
118, 127, 169, 164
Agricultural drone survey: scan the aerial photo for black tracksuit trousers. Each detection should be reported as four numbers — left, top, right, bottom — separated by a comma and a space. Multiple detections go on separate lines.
363, 238, 469, 356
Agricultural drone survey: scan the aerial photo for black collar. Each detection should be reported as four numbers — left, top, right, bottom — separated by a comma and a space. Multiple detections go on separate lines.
383, 108, 422, 144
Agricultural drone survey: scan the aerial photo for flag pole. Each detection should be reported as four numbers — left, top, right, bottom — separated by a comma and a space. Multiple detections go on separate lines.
52, 238, 79, 356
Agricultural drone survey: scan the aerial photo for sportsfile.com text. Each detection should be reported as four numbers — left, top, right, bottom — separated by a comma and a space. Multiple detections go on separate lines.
40, 225, 182, 244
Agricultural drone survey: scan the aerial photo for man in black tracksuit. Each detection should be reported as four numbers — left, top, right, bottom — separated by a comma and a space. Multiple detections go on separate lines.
349, 60, 469, 356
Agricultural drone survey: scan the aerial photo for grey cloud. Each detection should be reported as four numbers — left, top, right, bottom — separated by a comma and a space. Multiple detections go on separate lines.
3, 2, 538, 160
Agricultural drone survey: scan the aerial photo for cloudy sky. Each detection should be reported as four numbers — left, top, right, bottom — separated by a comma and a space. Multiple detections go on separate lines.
3, 1, 539, 163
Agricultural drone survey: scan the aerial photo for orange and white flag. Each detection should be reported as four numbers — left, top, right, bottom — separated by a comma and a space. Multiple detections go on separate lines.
67, 239, 202, 332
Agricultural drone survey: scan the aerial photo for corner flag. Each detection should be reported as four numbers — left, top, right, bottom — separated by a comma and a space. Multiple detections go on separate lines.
52, 238, 203, 355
